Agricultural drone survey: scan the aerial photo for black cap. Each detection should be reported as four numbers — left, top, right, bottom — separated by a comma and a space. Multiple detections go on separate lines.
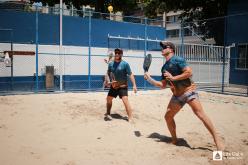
114, 48, 123, 54
160, 41, 175, 52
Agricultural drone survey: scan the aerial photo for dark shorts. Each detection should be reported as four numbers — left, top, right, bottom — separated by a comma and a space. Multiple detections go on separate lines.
108, 87, 128, 98
171, 90, 199, 107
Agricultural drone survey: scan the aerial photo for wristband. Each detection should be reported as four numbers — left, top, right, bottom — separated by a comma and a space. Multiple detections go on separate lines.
147, 77, 156, 86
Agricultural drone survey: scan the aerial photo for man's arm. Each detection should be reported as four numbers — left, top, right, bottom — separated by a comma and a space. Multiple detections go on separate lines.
129, 73, 137, 93
144, 72, 166, 89
107, 64, 112, 82
164, 66, 192, 81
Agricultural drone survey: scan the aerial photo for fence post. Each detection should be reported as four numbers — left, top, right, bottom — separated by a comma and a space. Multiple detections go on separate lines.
118, 36, 120, 48
35, 5, 39, 92
88, 10, 92, 89
247, 85, 248, 96
221, 17, 227, 93
221, 47, 226, 93
144, 18, 148, 90
59, 0, 63, 91
10, 31, 13, 91
128, 36, 130, 49
107, 34, 109, 48
180, 20, 184, 56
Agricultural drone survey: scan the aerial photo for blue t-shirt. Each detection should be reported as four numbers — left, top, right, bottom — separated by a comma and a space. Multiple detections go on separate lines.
108, 60, 132, 85
161, 55, 192, 88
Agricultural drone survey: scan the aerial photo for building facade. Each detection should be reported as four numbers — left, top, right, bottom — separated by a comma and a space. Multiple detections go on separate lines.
227, 0, 248, 85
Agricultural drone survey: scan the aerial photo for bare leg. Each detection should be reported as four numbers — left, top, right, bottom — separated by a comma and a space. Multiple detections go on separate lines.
188, 99, 225, 151
121, 96, 133, 122
164, 101, 182, 144
106, 96, 114, 115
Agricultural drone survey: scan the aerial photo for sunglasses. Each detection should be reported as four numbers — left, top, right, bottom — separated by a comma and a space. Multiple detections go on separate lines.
162, 46, 171, 50
115, 52, 122, 55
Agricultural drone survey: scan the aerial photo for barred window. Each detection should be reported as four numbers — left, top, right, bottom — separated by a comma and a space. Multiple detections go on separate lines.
167, 29, 180, 38
237, 44, 248, 69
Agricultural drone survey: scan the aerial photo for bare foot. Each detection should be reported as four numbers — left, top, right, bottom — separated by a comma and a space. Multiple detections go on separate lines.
104, 113, 112, 121
216, 137, 225, 151
128, 118, 135, 125
171, 139, 177, 145
168, 138, 177, 145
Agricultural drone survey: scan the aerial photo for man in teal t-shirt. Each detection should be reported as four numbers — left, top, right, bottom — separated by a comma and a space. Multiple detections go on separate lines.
105, 48, 137, 123
144, 41, 224, 151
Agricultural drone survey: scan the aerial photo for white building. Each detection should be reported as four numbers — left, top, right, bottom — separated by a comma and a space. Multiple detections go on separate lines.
165, 11, 215, 45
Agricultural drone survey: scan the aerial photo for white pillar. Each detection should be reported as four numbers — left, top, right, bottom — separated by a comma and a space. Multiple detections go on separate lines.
163, 12, 166, 28
59, 0, 63, 91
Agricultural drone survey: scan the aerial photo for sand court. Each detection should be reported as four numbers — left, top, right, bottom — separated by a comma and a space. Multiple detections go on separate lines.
0, 90, 247, 165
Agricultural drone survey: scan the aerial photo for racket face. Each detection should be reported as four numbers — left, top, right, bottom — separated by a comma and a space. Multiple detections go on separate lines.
143, 54, 152, 72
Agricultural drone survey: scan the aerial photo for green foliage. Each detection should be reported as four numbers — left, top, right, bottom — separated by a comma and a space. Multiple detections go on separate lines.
144, 0, 229, 45
144, 0, 228, 18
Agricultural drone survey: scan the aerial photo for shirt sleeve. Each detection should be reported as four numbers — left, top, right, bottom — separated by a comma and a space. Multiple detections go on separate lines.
125, 62, 132, 75
177, 57, 188, 70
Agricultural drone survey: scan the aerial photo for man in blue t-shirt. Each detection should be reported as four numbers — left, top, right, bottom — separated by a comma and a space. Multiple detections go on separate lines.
105, 48, 137, 123
144, 41, 224, 151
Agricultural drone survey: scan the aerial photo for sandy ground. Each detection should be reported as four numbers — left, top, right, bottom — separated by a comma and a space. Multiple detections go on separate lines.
0, 89, 247, 165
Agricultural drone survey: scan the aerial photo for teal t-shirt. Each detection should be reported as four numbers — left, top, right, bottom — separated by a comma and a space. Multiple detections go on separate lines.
108, 60, 132, 85
161, 55, 192, 88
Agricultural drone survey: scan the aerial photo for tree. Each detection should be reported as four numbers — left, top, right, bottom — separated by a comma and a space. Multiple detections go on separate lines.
144, 0, 229, 45
30, 0, 137, 15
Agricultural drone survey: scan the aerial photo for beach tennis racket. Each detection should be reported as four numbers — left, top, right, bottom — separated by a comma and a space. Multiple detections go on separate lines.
109, 72, 120, 89
143, 54, 152, 72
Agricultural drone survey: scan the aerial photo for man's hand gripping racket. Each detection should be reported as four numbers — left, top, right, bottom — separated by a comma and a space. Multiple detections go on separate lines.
162, 70, 175, 88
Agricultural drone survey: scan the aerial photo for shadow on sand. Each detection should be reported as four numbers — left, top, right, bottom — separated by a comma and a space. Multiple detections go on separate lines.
104, 113, 128, 121
147, 132, 213, 152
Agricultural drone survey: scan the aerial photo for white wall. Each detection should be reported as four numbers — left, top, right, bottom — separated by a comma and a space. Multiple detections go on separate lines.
0, 43, 228, 85
0, 43, 163, 77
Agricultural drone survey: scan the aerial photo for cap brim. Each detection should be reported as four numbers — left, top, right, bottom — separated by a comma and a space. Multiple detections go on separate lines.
159, 41, 164, 47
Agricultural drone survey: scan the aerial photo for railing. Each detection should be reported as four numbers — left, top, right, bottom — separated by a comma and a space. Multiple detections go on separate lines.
0, 2, 165, 27
0, 2, 247, 96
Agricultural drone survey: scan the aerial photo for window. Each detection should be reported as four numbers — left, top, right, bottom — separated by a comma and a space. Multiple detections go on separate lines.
166, 15, 181, 23
174, 15, 180, 22
183, 28, 192, 36
167, 29, 179, 38
237, 44, 248, 69
166, 16, 177, 23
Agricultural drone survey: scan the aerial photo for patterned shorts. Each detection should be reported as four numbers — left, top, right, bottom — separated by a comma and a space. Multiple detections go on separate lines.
171, 90, 199, 107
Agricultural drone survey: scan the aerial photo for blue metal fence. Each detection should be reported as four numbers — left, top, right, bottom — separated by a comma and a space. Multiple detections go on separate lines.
0, 3, 247, 96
